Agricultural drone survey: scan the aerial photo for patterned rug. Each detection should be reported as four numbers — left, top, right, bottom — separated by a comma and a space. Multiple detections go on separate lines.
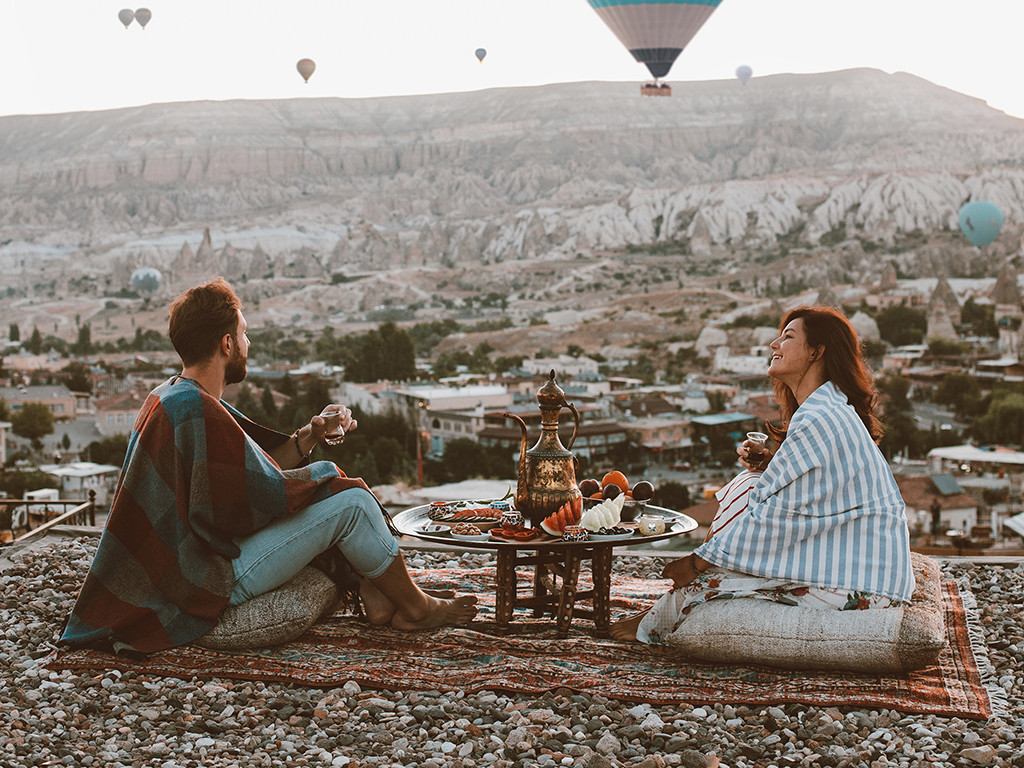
47, 568, 1000, 719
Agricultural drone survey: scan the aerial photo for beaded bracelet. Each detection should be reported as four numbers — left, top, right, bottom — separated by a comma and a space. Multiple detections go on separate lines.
293, 431, 311, 461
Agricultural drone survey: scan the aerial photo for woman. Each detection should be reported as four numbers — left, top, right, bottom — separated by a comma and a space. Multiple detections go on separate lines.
611, 305, 915, 644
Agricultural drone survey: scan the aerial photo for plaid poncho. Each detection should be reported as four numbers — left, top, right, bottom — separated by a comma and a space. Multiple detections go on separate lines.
62, 376, 373, 652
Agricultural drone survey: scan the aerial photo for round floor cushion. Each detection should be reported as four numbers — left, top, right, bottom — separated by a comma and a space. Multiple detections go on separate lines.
666, 552, 945, 674
194, 567, 339, 651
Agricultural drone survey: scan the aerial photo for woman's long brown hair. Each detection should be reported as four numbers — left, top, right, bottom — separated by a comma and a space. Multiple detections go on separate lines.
766, 305, 883, 444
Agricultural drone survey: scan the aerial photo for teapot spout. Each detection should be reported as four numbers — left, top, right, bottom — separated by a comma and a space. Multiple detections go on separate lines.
504, 412, 529, 504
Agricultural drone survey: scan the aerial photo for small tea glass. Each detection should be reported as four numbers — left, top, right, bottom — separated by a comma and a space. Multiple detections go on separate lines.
745, 431, 769, 466
320, 405, 347, 446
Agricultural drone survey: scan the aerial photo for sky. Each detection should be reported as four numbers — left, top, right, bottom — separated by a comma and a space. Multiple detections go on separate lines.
1, 1, 1023, 119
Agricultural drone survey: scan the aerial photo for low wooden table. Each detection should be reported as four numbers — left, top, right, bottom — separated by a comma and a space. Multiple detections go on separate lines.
393, 504, 696, 636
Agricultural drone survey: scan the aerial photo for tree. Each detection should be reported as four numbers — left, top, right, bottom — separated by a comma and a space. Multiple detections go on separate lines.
87, 435, 129, 467
972, 393, 1024, 446
8, 323, 19, 343
876, 371, 921, 459
27, 326, 43, 355
960, 298, 998, 337
72, 323, 93, 356
11, 402, 55, 450
652, 481, 690, 512
62, 361, 93, 394
933, 372, 982, 419
875, 305, 927, 347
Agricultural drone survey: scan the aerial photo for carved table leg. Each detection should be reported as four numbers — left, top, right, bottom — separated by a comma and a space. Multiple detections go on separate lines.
555, 549, 583, 636
533, 562, 547, 617
494, 548, 517, 632
592, 545, 613, 637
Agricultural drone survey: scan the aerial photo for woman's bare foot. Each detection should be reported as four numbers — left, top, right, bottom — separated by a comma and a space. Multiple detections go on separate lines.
390, 594, 478, 631
609, 610, 648, 642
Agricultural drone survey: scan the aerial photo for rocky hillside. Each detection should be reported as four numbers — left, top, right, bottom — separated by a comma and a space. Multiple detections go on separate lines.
1, 69, 1022, 335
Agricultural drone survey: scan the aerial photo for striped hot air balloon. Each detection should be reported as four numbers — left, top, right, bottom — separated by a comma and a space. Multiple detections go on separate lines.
587, 0, 724, 80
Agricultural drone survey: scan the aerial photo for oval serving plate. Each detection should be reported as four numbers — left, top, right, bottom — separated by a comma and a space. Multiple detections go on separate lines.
588, 531, 637, 542
450, 531, 491, 542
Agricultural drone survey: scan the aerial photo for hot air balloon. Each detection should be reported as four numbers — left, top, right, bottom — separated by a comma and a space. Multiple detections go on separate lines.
587, 0, 723, 95
118, 9, 134, 28
130, 267, 162, 300
296, 58, 316, 83
134, 8, 151, 29
958, 200, 1004, 247
735, 65, 752, 85
475, 48, 487, 63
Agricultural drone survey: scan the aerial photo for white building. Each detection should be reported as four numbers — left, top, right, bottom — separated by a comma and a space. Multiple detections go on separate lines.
520, 355, 600, 378
37, 461, 122, 505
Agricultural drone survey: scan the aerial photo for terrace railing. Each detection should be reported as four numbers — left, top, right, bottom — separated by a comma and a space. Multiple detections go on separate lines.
1, 490, 97, 546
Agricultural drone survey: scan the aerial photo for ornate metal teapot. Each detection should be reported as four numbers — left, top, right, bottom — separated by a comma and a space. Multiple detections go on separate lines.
505, 370, 582, 526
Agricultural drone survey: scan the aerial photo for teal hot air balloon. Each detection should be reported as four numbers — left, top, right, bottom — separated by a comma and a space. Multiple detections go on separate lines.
958, 200, 1004, 247
475, 48, 487, 63
587, 0, 724, 80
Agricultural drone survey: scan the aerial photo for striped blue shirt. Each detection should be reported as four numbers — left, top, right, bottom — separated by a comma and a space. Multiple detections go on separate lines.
696, 381, 916, 602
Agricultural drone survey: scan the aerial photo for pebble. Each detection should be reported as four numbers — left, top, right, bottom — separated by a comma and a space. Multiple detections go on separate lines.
2, 539, 1023, 768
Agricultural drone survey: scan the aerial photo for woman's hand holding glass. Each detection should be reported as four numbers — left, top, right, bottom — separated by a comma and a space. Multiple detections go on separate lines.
312, 404, 357, 447
738, 431, 771, 471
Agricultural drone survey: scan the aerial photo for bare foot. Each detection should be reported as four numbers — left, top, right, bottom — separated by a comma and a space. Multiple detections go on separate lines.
609, 611, 648, 642
391, 594, 478, 631
359, 579, 458, 624
359, 579, 397, 625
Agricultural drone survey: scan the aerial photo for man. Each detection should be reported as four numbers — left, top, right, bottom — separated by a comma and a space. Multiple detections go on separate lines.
63, 277, 475, 653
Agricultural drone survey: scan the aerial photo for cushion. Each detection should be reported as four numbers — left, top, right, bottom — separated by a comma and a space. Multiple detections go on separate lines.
195, 567, 339, 650
665, 552, 945, 674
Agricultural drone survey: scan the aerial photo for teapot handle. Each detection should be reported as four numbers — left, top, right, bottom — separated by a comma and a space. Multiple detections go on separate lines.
564, 400, 580, 450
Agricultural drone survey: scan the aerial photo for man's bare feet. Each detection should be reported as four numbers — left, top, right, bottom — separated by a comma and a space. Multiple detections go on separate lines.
609, 610, 648, 642
358, 582, 457, 625
359, 578, 397, 625
390, 594, 478, 631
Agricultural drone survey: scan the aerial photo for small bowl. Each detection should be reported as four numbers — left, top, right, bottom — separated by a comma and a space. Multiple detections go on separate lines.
620, 499, 648, 522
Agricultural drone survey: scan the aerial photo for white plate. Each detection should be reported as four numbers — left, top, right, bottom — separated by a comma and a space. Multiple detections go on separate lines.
450, 531, 490, 542
418, 524, 449, 534
588, 531, 636, 542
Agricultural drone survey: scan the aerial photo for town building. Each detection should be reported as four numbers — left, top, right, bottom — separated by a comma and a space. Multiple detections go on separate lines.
0, 384, 78, 422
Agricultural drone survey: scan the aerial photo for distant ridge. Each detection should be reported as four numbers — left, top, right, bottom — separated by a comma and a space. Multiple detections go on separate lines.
1, 69, 1022, 296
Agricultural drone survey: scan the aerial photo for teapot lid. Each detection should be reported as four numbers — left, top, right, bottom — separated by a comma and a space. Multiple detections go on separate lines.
537, 370, 565, 407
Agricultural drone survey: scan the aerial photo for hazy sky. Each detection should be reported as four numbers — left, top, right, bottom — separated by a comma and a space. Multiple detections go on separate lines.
2, 1, 1022, 119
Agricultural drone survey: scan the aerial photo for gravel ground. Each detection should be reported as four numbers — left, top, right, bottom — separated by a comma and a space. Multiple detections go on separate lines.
1, 536, 1022, 768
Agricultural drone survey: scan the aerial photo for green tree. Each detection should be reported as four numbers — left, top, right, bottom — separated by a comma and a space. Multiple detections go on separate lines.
0, 468, 51, 499
62, 361, 93, 394
87, 435, 129, 467
72, 323, 93, 356
8, 323, 19, 343
933, 372, 982, 419
960, 298, 998, 337
877, 372, 921, 459
875, 305, 927, 347
260, 385, 278, 416
652, 481, 691, 512
972, 393, 1024, 446
11, 402, 55, 450
27, 326, 43, 355
706, 390, 729, 413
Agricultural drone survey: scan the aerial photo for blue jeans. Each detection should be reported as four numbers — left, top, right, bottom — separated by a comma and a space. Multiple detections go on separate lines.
228, 487, 400, 606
